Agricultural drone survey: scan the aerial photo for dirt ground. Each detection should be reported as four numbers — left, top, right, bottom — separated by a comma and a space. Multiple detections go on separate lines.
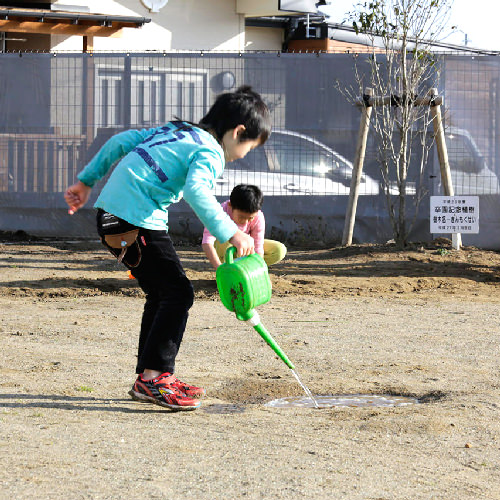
1, 234, 500, 499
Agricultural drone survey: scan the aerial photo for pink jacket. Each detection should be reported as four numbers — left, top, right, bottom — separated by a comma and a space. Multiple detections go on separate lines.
202, 200, 265, 255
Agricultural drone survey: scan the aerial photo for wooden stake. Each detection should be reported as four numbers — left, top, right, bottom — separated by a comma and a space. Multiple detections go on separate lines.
429, 88, 462, 250
342, 87, 373, 246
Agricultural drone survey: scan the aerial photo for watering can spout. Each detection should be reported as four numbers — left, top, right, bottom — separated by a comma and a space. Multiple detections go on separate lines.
252, 321, 295, 370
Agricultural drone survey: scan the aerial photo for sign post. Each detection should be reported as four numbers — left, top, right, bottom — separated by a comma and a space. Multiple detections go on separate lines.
430, 196, 479, 250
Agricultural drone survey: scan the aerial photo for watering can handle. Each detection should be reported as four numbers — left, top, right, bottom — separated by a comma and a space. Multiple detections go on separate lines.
225, 246, 237, 264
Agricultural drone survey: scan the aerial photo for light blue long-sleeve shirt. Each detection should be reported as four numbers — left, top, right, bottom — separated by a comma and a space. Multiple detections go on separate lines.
77, 121, 238, 243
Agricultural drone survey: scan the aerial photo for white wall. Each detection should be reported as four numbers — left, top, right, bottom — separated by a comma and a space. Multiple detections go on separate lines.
244, 27, 283, 51
51, 0, 245, 51
236, 0, 287, 16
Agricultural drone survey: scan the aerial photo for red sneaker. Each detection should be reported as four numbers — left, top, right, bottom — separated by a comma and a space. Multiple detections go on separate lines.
169, 374, 206, 399
128, 373, 201, 411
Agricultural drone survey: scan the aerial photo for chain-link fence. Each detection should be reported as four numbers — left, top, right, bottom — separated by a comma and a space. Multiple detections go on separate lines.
1, 51, 499, 247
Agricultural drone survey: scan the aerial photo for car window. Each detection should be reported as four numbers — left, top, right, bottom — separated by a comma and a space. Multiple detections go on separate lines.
226, 146, 268, 172
268, 134, 338, 176
445, 133, 481, 173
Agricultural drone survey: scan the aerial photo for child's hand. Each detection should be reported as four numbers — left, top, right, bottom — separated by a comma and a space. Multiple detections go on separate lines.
64, 181, 92, 214
229, 230, 255, 257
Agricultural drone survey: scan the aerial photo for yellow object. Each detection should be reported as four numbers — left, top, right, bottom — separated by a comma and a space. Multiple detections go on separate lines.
214, 239, 286, 266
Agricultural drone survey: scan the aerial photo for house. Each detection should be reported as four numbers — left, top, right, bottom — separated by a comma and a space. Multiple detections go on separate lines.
0, 0, 330, 53
0, 1, 149, 52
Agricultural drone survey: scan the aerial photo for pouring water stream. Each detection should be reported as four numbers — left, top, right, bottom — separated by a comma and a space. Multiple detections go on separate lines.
291, 369, 320, 409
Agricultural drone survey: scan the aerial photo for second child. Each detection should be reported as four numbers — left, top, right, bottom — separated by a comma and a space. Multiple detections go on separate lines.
202, 184, 287, 270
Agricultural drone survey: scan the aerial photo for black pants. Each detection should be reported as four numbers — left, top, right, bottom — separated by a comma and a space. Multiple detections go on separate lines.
97, 212, 194, 374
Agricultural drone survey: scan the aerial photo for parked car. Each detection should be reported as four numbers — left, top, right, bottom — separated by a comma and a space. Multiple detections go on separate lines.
214, 129, 381, 197
437, 127, 500, 195
361, 126, 500, 197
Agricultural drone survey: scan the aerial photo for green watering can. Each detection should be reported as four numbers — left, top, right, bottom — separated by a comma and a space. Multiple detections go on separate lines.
216, 247, 295, 370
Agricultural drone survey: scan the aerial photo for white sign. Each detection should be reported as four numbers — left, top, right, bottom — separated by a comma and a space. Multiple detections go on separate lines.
430, 196, 479, 234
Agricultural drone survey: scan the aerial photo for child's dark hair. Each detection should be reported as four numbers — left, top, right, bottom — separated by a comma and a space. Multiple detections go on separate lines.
199, 85, 271, 145
230, 184, 263, 213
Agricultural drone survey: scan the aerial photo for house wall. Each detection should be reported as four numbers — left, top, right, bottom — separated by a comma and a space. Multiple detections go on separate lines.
244, 27, 283, 51
50, 0, 246, 51
236, 0, 287, 16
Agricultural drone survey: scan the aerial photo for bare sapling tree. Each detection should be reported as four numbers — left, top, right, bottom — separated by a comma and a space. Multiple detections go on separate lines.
343, 0, 454, 247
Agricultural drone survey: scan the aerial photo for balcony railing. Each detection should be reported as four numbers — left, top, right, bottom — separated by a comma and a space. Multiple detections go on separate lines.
0, 135, 85, 193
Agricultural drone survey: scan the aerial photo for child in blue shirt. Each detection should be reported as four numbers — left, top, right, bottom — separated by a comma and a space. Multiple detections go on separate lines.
64, 86, 271, 411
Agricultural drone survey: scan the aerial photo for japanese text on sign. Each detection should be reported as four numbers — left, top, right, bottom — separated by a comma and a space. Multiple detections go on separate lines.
430, 196, 479, 234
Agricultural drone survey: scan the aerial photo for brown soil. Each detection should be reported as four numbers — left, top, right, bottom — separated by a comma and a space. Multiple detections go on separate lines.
1, 237, 500, 499
1, 236, 499, 303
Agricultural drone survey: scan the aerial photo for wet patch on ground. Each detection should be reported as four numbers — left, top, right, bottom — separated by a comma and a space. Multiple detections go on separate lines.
202, 404, 247, 414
